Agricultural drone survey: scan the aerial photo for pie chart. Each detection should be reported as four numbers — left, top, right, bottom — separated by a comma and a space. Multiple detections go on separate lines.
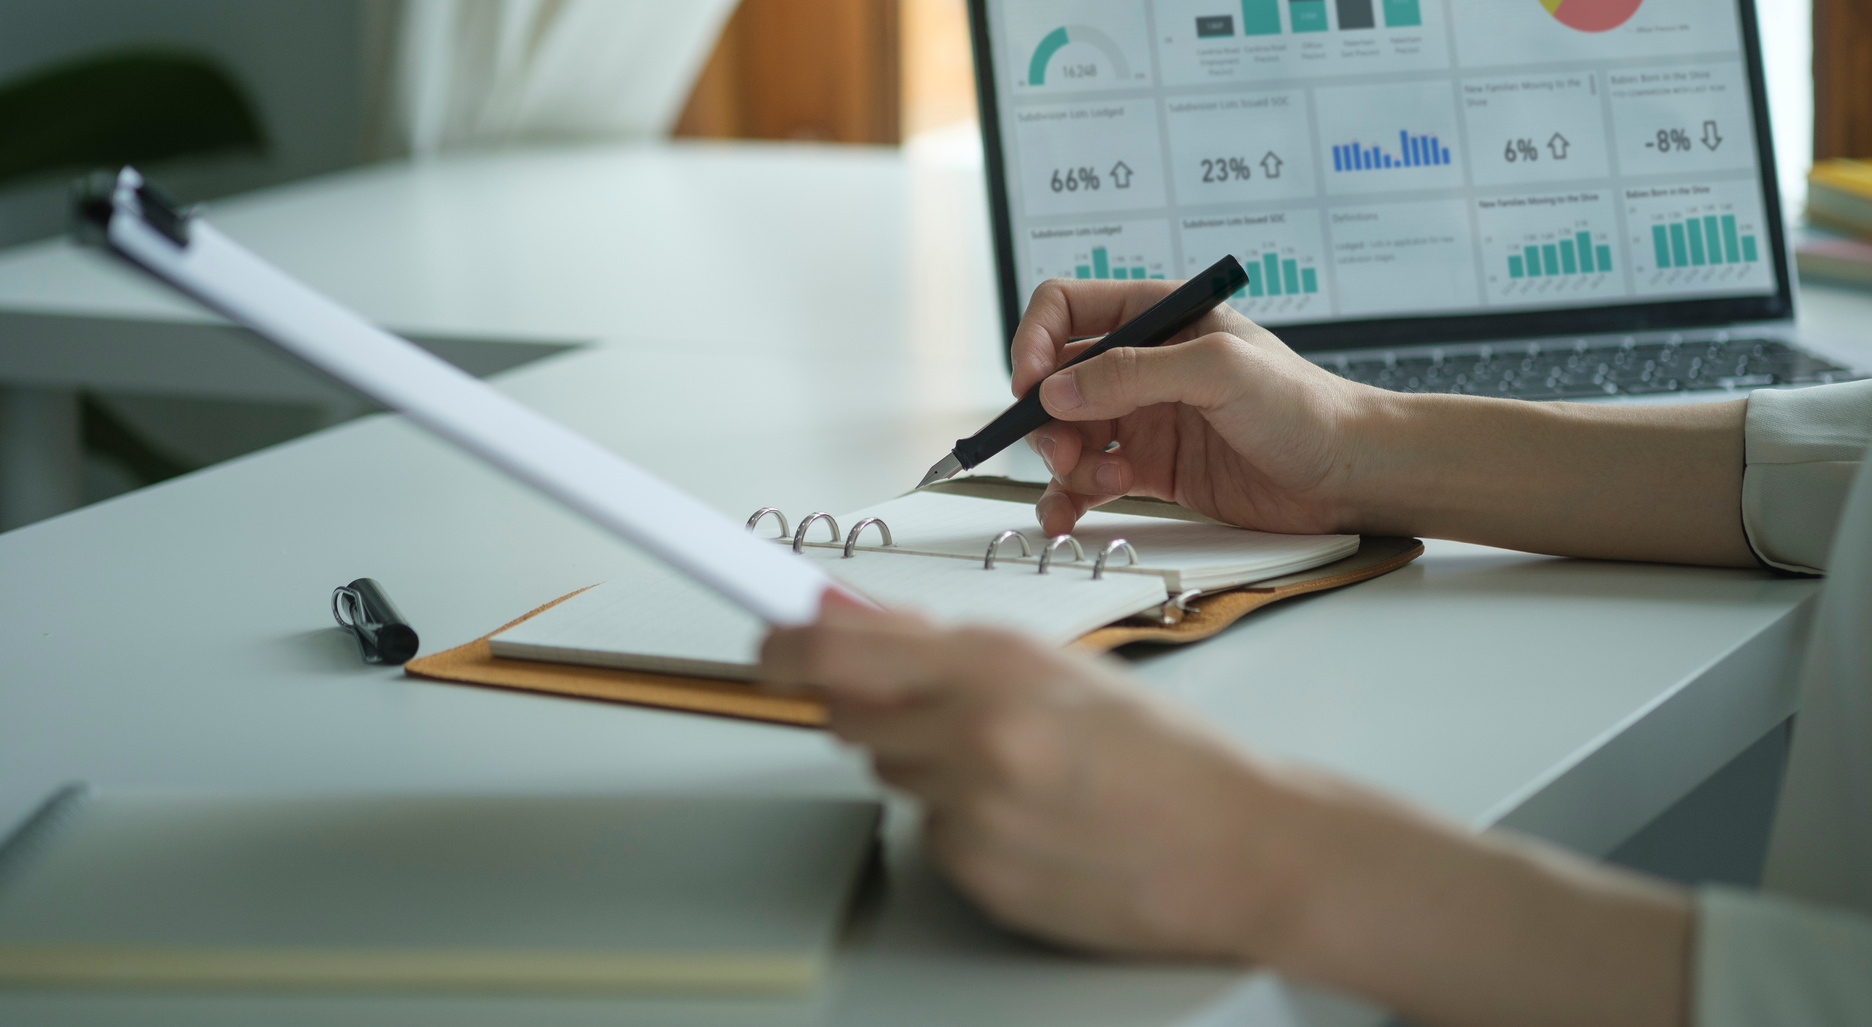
1539, 0, 1642, 32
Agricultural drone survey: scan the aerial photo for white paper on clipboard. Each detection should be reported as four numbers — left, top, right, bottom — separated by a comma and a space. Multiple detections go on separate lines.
85, 169, 836, 627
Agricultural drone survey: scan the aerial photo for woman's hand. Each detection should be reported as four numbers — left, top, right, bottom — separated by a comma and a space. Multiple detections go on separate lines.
761, 592, 1301, 960
1011, 277, 1755, 566
1011, 278, 1373, 536
761, 594, 1695, 1027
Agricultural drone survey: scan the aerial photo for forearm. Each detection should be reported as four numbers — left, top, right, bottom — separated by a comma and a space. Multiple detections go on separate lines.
1244, 770, 1693, 1027
1338, 390, 1754, 566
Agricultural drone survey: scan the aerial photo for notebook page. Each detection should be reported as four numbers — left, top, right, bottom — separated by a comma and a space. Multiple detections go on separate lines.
490, 545, 1167, 679
818, 491, 1358, 592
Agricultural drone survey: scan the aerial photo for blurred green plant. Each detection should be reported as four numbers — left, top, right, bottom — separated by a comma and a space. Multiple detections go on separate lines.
0, 48, 266, 189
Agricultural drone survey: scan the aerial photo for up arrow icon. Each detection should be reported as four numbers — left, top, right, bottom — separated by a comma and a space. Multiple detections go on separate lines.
1701, 120, 1723, 150
1108, 161, 1134, 188
1547, 133, 1570, 159
1260, 151, 1283, 178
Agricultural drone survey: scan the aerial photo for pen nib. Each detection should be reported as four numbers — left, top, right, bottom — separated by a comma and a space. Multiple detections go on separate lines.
916, 453, 964, 490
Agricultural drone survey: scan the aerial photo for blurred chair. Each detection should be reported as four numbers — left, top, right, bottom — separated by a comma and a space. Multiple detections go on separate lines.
0, 48, 264, 188
0, 48, 264, 530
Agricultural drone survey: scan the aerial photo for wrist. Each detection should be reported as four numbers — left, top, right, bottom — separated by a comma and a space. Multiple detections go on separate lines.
1328, 386, 1444, 537
1206, 758, 1358, 966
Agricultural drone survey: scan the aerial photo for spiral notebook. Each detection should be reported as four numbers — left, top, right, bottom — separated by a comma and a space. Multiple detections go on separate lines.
488, 484, 1359, 681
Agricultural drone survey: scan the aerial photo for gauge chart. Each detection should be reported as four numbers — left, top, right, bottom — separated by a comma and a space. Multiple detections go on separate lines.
1029, 25, 1130, 84
1005, 2, 1151, 91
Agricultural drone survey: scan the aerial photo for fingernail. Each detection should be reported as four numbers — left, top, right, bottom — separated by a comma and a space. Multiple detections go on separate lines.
1043, 371, 1083, 411
1095, 461, 1122, 494
1038, 436, 1056, 474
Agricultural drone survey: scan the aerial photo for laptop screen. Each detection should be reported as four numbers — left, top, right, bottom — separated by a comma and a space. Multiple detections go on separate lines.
969, 0, 1793, 353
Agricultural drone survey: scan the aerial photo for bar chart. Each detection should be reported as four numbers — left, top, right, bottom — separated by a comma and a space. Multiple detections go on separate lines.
1475, 196, 1624, 307
1508, 230, 1614, 280
1072, 245, 1168, 280
1028, 221, 1172, 292
1234, 251, 1320, 297
1153, 0, 1448, 87
1213, 0, 1417, 34
1181, 216, 1329, 324
1648, 214, 1757, 269
1333, 131, 1451, 171
1624, 185, 1773, 297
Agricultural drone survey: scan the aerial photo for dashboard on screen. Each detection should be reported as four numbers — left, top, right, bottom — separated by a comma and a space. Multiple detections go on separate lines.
971, 0, 1792, 351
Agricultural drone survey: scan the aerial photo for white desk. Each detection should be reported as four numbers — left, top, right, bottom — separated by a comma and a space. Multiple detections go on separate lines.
0, 143, 1860, 1026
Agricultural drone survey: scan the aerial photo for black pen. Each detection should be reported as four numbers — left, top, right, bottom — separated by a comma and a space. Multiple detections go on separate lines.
331, 578, 420, 665
917, 254, 1249, 489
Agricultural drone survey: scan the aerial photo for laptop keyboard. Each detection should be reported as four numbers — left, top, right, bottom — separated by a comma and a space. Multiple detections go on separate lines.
1317, 337, 1863, 400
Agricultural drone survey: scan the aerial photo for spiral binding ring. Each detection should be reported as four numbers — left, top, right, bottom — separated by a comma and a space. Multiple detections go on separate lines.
746, 507, 789, 539
1091, 539, 1138, 580
1159, 589, 1203, 626
983, 530, 1031, 569
792, 512, 840, 554
1036, 535, 1085, 574
843, 517, 893, 558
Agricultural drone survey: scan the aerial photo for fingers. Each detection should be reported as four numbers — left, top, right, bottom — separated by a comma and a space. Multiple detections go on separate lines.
1040, 333, 1246, 423
1025, 415, 1113, 481
1010, 280, 1178, 395
760, 607, 950, 702
1035, 479, 1106, 536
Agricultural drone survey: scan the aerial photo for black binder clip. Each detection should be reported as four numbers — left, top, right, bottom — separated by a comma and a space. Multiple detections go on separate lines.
71, 167, 193, 247
331, 578, 420, 665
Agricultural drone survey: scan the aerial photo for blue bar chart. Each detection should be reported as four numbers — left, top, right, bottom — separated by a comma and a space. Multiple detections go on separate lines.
1333, 130, 1450, 171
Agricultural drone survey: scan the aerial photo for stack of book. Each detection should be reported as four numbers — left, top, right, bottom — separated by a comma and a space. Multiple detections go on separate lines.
1800, 160, 1872, 288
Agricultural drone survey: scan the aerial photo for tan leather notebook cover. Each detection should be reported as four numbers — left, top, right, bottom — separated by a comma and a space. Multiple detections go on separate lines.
405, 535, 1422, 728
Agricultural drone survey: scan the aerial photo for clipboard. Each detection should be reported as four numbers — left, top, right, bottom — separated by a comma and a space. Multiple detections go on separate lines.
75, 168, 842, 627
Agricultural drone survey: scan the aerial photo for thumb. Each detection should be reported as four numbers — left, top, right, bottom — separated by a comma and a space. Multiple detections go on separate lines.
1038, 334, 1247, 422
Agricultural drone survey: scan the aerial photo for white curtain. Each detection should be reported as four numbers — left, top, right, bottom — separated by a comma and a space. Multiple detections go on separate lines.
390, 0, 739, 155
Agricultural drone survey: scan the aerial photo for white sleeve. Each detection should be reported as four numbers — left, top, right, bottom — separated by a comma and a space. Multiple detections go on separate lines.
1742, 381, 1872, 574
1696, 886, 1872, 1026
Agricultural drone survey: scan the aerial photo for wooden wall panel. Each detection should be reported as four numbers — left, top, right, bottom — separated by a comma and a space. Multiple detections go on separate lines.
675, 0, 901, 145
1813, 0, 1872, 159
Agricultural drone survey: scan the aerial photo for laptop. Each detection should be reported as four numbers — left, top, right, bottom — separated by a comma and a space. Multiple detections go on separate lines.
967, 0, 1865, 401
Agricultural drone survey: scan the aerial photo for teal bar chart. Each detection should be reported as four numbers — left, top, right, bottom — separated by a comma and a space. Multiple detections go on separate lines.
1507, 229, 1613, 280
1072, 246, 1165, 280
1233, 251, 1320, 297
1649, 214, 1756, 269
